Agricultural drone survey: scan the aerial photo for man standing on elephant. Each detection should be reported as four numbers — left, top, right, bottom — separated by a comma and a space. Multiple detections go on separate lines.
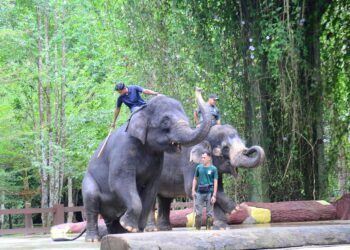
111, 82, 159, 129
192, 151, 218, 230
194, 94, 221, 127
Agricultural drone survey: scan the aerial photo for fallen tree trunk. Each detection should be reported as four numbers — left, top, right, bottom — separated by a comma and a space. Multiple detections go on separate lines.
170, 200, 337, 227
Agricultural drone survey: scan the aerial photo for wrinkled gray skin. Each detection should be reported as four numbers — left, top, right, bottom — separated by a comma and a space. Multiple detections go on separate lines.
146, 124, 265, 231
82, 90, 212, 242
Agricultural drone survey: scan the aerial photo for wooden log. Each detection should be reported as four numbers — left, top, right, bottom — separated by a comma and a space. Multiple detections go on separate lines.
333, 193, 350, 220
169, 200, 337, 227
101, 221, 350, 250
241, 200, 337, 223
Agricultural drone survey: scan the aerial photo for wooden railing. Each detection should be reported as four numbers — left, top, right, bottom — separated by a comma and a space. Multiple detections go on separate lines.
0, 204, 84, 235
0, 202, 192, 235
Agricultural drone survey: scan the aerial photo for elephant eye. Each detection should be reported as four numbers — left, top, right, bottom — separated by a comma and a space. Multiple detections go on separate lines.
222, 146, 230, 157
160, 116, 171, 130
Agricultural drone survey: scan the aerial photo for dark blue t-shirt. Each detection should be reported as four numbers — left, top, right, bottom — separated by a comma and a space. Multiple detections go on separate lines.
116, 85, 146, 112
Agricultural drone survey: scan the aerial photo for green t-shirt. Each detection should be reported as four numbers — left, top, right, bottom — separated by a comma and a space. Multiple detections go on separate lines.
195, 164, 218, 192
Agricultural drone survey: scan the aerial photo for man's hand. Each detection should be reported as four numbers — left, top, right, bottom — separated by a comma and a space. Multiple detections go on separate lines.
111, 122, 116, 129
210, 195, 216, 204
192, 190, 196, 200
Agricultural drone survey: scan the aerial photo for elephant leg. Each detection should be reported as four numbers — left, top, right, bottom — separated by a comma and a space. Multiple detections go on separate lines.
216, 191, 237, 214
138, 177, 161, 231
213, 192, 237, 230
110, 177, 142, 233
82, 173, 101, 242
104, 218, 127, 234
156, 196, 173, 231
144, 201, 158, 232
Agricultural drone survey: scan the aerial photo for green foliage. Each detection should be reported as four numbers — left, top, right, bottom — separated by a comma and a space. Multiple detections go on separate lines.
321, 0, 350, 197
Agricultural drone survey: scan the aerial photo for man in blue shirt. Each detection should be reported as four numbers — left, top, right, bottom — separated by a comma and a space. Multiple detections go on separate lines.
194, 94, 221, 127
192, 151, 218, 230
111, 82, 159, 129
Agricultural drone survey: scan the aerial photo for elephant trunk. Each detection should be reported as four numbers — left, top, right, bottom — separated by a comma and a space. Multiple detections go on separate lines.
233, 146, 265, 168
173, 88, 211, 146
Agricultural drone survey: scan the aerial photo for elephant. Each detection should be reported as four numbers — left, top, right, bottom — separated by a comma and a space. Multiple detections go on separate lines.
146, 124, 265, 231
82, 88, 212, 242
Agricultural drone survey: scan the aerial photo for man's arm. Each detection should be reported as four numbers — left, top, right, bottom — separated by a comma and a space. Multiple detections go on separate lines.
192, 176, 198, 199
216, 109, 221, 125
213, 179, 218, 197
143, 89, 159, 95
111, 107, 121, 128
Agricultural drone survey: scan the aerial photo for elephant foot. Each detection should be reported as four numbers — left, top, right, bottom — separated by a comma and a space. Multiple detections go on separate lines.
243, 216, 256, 224
212, 220, 228, 230
144, 223, 158, 232
120, 213, 139, 233
157, 223, 172, 231
85, 230, 100, 242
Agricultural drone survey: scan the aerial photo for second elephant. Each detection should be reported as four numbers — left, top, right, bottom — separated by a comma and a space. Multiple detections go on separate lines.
147, 124, 265, 230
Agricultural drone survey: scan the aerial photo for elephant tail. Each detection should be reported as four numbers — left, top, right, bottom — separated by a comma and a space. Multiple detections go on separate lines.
51, 227, 86, 242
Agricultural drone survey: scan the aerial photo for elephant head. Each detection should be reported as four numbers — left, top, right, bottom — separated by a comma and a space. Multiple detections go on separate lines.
208, 125, 265, 175
126, 88, 212, 153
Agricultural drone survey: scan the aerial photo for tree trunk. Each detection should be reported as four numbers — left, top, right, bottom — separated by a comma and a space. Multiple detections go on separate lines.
0, 191, 4, 229
301, 0, 329, 199
23, 171, 33, 230
238, 0, 267, 201
59, 3, 67, 205
67, 177, 74, 223
338, 144, 348, 196
43, 5, 55, 226
36, 8, 49, 228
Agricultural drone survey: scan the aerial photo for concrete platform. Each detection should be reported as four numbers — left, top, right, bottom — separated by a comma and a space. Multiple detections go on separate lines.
101, 220, 350, 250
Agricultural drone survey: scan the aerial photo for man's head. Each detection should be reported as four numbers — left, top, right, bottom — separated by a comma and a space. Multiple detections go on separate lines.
201, 151, 212, 165
208, 94, 219, 105
115, 82, 127, 95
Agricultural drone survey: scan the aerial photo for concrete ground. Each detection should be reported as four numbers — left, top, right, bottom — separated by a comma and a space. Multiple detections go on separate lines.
1, 234, 349, 250
0, 234, 100, 250
0, 221, 349, 250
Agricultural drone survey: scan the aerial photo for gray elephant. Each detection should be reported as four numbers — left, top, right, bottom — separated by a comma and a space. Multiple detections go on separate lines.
147, 124, 265, 230
82, 89, 212, 241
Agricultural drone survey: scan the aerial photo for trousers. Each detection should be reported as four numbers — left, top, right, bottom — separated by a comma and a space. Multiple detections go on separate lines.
195, 192, 213, 217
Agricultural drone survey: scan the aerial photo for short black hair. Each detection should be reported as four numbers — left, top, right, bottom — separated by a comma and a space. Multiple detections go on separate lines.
115, 82, 125, 91
202, 151, 211, 158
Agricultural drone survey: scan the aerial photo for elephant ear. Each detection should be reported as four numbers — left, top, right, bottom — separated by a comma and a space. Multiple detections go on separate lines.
125, 109, 148, 144
189, 140, 211, 163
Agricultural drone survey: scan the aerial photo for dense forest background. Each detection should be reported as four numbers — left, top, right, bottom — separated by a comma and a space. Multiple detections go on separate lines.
0, 0, 349, 227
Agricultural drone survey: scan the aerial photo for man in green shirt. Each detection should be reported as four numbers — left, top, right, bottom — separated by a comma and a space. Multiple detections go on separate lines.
192, 151, 218, 230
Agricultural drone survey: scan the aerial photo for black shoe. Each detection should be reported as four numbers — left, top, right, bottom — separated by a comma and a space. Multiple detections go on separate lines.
195, 215, 201, 230
206, 216, 213, 230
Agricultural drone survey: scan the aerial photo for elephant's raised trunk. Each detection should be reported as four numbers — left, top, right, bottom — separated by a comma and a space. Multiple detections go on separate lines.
173, 88, 211, 146
234, 145, 265, 168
